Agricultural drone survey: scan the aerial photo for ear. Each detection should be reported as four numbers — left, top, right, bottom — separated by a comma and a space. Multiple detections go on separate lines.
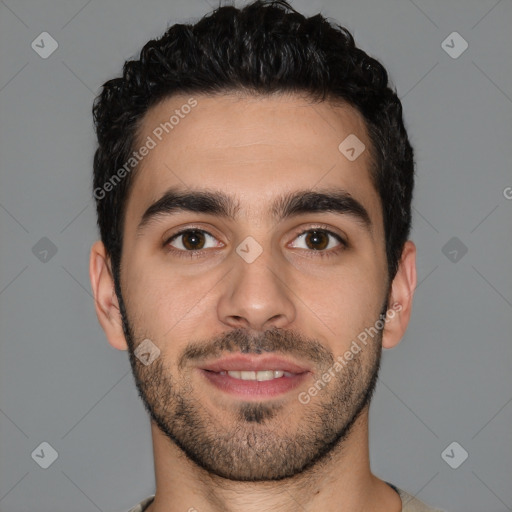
381, 240, 417, 349
89, 240, 128, 351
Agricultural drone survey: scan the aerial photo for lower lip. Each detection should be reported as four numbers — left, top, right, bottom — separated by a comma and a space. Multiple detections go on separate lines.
199, 369, 310, 398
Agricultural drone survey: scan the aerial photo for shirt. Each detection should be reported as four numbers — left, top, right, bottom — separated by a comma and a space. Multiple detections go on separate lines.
127, 483, 444, 511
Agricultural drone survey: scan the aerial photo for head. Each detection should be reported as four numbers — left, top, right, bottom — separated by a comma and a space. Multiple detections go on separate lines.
90, 0, 416, 482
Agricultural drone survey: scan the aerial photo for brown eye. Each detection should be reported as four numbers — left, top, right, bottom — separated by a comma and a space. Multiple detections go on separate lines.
289, 228, 346, 254
304, 230, 329, 250
181, 230, 205, 250
168, 229, 219, 251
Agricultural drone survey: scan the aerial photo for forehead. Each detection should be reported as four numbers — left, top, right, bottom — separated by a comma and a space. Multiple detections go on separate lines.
125, 93, 382, 229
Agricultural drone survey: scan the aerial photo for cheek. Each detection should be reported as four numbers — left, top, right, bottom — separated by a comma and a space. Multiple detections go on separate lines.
122, 255, 222, 338
292, 264, 385, 347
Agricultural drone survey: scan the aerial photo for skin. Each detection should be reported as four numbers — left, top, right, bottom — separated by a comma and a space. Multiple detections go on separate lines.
89, 93, 416, 512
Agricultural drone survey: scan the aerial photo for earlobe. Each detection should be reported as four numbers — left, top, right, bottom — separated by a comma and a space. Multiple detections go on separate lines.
89, 240, 128, 351
381, 240, 417, 349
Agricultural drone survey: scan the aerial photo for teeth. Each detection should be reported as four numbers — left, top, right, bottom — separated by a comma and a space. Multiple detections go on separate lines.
224, 370, 292, 381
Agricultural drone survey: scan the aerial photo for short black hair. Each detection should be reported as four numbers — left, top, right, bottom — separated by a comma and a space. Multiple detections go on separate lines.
92, 0, 414, 288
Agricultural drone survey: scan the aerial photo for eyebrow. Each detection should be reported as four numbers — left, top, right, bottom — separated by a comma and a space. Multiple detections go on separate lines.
136, 186, 372, 236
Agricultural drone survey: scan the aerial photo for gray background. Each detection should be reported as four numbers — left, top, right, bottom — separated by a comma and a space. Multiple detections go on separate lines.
0, 0, 511, 511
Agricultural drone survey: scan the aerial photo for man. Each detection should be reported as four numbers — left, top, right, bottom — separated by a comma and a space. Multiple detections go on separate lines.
89, 1, 444, 510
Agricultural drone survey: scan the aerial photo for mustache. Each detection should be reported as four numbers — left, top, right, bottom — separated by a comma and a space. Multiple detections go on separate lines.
177, 327, 334, 371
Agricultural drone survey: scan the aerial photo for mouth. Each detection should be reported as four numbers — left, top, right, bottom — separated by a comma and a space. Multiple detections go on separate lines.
198, 354, 311, 399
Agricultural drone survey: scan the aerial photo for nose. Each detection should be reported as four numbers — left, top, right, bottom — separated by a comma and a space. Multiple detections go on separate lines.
216, 248, 297, 331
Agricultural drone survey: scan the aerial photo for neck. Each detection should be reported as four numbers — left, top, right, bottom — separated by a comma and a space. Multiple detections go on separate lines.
146, 408, 402, 512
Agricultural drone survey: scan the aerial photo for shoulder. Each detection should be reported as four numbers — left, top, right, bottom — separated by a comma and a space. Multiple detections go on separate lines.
127, 495, 155, 512
396, 487, 445, 512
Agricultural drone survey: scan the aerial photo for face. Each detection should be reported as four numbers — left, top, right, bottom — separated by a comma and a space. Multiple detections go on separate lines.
113, 93, 392, 481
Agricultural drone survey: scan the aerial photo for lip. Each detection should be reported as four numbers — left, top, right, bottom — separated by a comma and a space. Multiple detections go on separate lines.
199, 369, 310, 398
198, 354, 312, 399
199, 354, 311, 374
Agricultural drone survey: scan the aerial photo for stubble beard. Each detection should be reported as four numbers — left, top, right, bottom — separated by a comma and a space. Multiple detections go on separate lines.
116, 286, 383, 481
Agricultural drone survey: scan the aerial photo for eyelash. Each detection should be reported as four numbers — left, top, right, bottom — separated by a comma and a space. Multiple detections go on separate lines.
163, 225, 347, 260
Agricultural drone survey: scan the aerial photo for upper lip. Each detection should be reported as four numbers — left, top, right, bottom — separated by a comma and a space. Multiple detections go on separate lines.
200, 354, 311, 374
